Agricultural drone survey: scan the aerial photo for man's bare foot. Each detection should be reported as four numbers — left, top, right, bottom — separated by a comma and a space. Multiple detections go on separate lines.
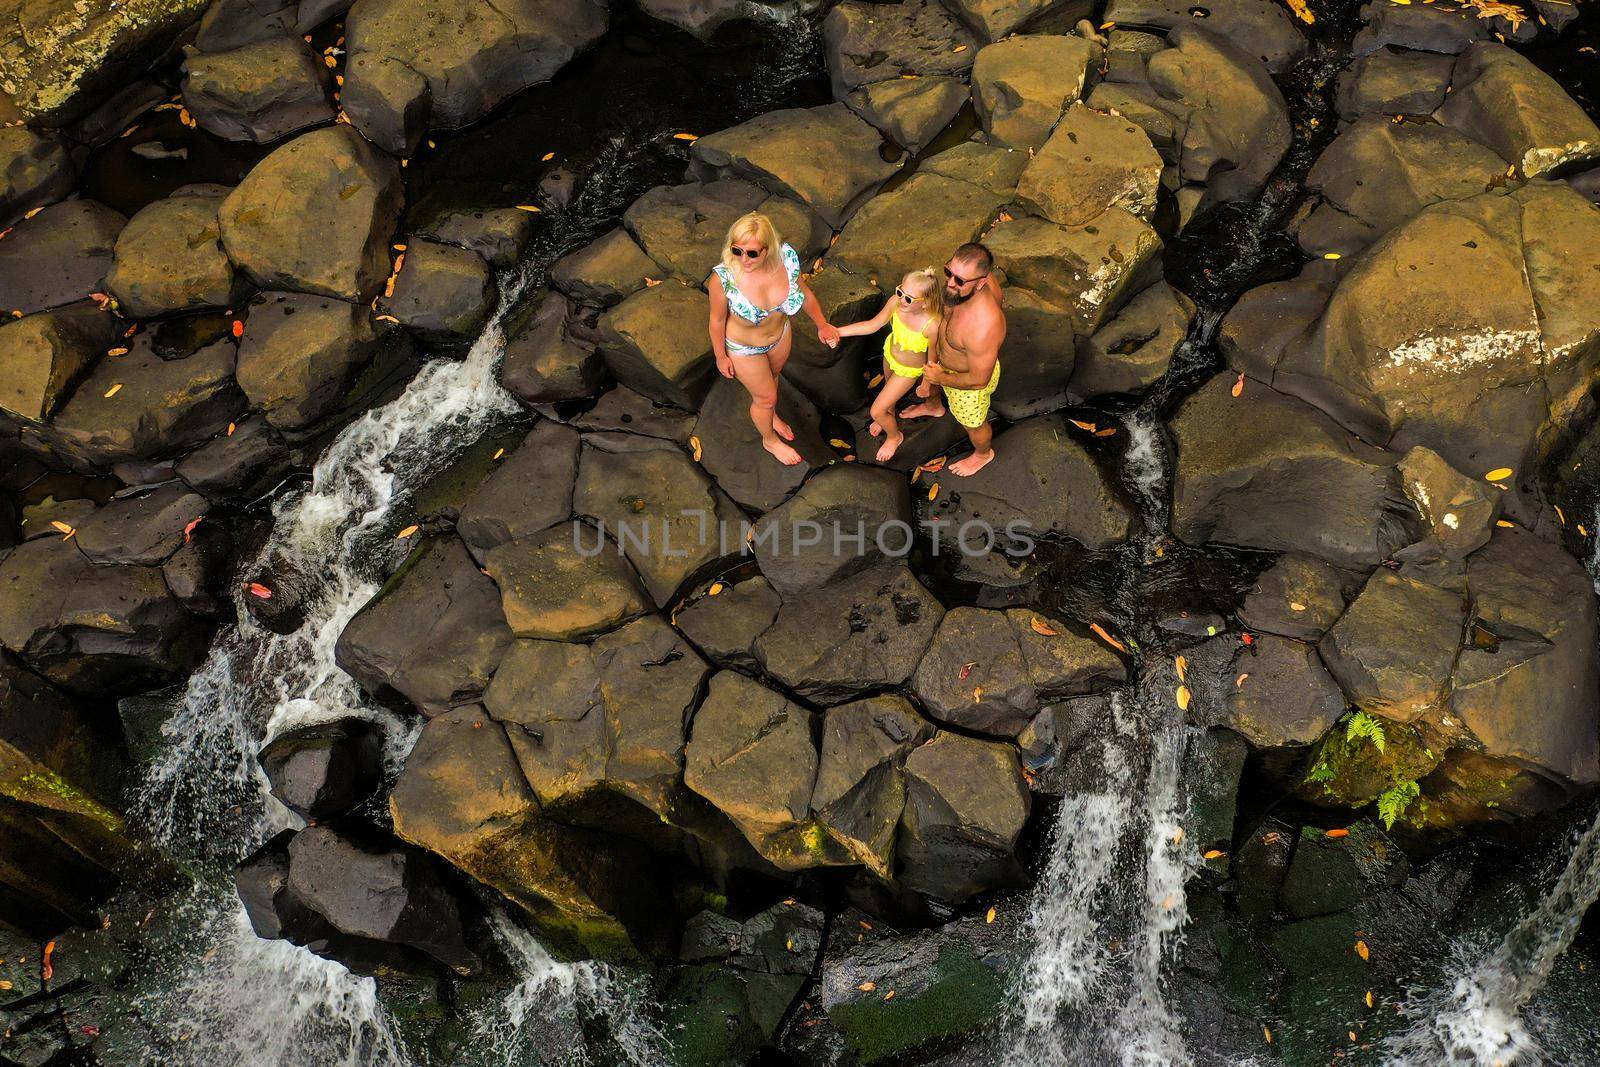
948, 449, 995, 476
772, 415, 795, 441
763, 437, 804, 466
875, 433, 904, 463
899, 401, 946, 420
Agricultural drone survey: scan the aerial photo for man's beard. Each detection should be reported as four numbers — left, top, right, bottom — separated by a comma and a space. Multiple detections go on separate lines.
944, 287, 973, 305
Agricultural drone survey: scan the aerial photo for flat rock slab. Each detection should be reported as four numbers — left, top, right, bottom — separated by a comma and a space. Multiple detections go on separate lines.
181, 36, 334, 144
827, 172, 1006, 287
673, 576, 781, 672
500, 291, 604, 405
623, 180, 766, 284
72, 484, 206, 565
751, 463, 913, 598
823, 0, 980, 98
484, 521, 653, 641
551, 227, 657, 307
105, 192, 235, 319
971, 35, 1094, 151
0, 302, 120, 425
0, 199, 125, 317
844, 75, 968, 153
456, 420, 580, 564
692, 376, 835, 514
1237, 554, 1350, 642
380, 238, 493, 342
1073, 280, 1195, 397
985, 209, 1164, 335
598, 280, 715, 410
1018, 102, 1163, 227
898, 731, 1029, 906
1335, 46, 1456, 122
1328, 566, 1472, 722
237, 291, 388, 433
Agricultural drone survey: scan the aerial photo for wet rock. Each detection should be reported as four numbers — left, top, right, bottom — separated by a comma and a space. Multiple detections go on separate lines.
182, 36, 334, 143
1232, 816, 1294, 919
573, 433, 744, 606
1439, 42, 1600, 178
1216, 273, 1331, 382
1018, 102, 1164, 226
1334, 47, 1456, 122
336, 534, 513, 714
483, 521, 652, 641
1394, 445, 1498, 559
1072, 280, 1195, 397
1238, 554, 1349, 642
688, 104, 899, 229
1319, 570, 1465, 724
0, 303, 120, 425
970, 35, 1095, 150
563, 384, 697, 444
638, 0, 823, 39
828, 171, 1006, 287
258, 719, 385, 821
898, 731, 1029, 905
174, 413, 291, 500
692, 375, 834, 513
455, 420, 579, 563
0, 200, 125, 317
811, 696, 936, 878
911, 607, 1126, 738
673, 576, 780, 672
341, 52, 431, 157
751, 464, 912, 598
1102, 0, 1307, 72
783, 268, 879, 412
1210, 633, 1347, 750
920, 139, 1032, 196
822, 0, 980, 99
380, 238, 493, 343
1184, 727, 1247, 873
193, 0, 298, 53
622, 179, 765, 284
596, 280, 714, 410
1278, 822, 1407, 919
843, 75, 968, 153
549, 227, 656, 308
984, 209, 1163, 334
1296, 707, 1443, 811
1169, 374, 1410, 567
1352, 0, 1491, 56
0, 126, 75, 229
756, 563, 944, 703
499, 291, 604, 405
236, 291, 389, 433
72, 484, 205, 565
219, 125, 404, 302
413, 205, 535, 271
49, 336, 246, 467
345, 0, 608, 130
104, 191, 237, 320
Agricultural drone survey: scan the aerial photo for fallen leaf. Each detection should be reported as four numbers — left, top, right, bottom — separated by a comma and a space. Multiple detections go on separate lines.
1326, 828, 1350, 839
1235, 673, 1249, 686
247, 582, 273, 599
1203, 849, 1226, 860
42, 941, 55, 983
1175, 655, 1187, 681
884, 990, 895, 1000
1069, 418, 1098, 432
0, 980, 10, 990
1089, 622, 1126, 654
107, 346, 128, 357
397, 525, 419, 539
928, 483, 940, 502
958, 661, 977, 679
952, 43, 968, 52
103, 383, 122, 398
1289, 601, 1306, 612
493, 447, 505, 460
1176, 685, 1192, 711
707, 582, 726, 597
227, 422, 236, 436
985, 906, 997, 924
922, 456, 947, 474
1556, 505, 1566, 525
1355, 939, 1370, 961
829, 438, 850, 448
1323, 252, 1341, 260
1365, 990, 1374, 1008
184, 517, 203, 543
375, 314, 400, 324
672, 132, 699, 141
515, 204, 542, 213
868, 374, 884, 388
1263, 1026, 1273, 1045
541, 151, 555, 161
50, 520, 74, 536
1030, 616, 1058, 637
972, 686, 984, 702
1172, 827, 1184, 846
1285, 0, 1315, 23
1094, 427, 1117, 437
858, 981, 876, 992
1484, 467, 1513, 482
1231, 373, 1245, 398
644, 276, 662, 287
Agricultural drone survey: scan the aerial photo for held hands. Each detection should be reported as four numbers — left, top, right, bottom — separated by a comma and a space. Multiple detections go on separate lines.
817, 321, 841, 348
922, 362, 945, 385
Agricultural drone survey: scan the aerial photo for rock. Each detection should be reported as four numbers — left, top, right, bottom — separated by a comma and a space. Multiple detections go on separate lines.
751, 464, 913, 598
911, 607, 1126, 738
822, 0, 980, 99
235, 291, 388, 433
827, 172, 1006, 286
219, 125, 404, 302
380, 238, 493, 342
921, 139, 1032, 196
1210, 633, 1347, 750
596, 280, 714, 410
1017, 102, 1164, 226
1217, 274, 1331, 382
1319, 570, 1465, 724
484, 521, 652, 641
1438, 42, 1600, 179
843, 76, 968, 152
1184, 728, 1247, 872
673, 576, 780, 672
413, 205, 535, 272
0, 303, 120, 425
499, 291, 604, 404
336, 535, 513, 714
1169, 374, 1411, 567
1278, 822, 1407, 919
1335, 47, 1456, 122
622, 179, 765, 284
1453, 527, 1599, 785
984, 209, 1163, 334
345, 0, 608, 130
688, 104, 899, 229
258, 719, 385, 821
1394, 445, 1498, 559
572, 433, 743, 606
970, 35, 1095, 150
684, 672, 833, 871
341, 52, 431, 157
1238, 554, 1349, 642
1102, 0, 1307, 72
174, 413, 291, 500
455, 420, 579, 562
1352, 0, 1491, 56
811, 696, 936, 878
194, 0, 298, 52
898, 731, 1029, 905
49, 336, 246, 467
104, 192, 237, 320
0, 126, 75, 229
692, 375, 834, 513
71, 484, 205, 565
550, 227, 656, 307
562, 384, 697, 444
637, 0, 824, 39
181, 36, 334, 143
1073, 280, 1195, 396
0, 200, 125, 317
756, 563, 944, 703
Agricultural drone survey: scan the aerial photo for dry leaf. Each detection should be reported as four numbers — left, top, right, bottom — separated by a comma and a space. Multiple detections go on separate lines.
1172, 827, 1184, 845
397, 525, 419, 539
972, 686, 984, 702
1175, 655, 1188, 681
1263, 1026, 1273, 1045
1235, 673, 1249, 686
1231, 373, 1245, 398
858, 981, 876, 992
1497, 519, 1516, 528
672, 132, 699, 141
922, 456, 947, 474
1176, 685, 1192, 711
708, 582, 725, 596
227, 422, 236, 436
928, 483, 940, 502
1069, 418, 1098, 432
644, 276, 662, 287
690, 435, 703, 461
50, 520, 74, 536
1203, 849, 1226, 860
884, 990, 895, 1001
1326, 828, 1350, 839
829, 438, 850, 448
107, 346, 128, 357
1365, 990, 1374, 1008
1289, 601, 1306, 612
869, 374, 884, 388
375, 314, 400, 324
541, 152, 555, 161
103, 383, 122, 398
1030, 616, 1058, 637
1094, 427, 1116, 437
42, 941, 55, 983
184, 517, 203, 543
1354, 940, 1370, 961
1285, 0, 1315, 23
1089, 622, 1126, 653
985, 906, 996, 924
1323, 252, 1341, 260
247, 582, 273, 599
1556, 505, 1566, 525
1483, 467, 1513, 482
493, 447, 505, 460
952, 43, 968, 52
958, 661, 976, 679
516, 204, 542, 213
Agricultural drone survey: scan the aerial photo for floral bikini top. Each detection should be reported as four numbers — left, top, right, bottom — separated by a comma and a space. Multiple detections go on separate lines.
713, 243, 804, 324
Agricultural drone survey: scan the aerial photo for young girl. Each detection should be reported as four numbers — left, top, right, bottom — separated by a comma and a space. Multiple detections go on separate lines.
835, 268, 941, 462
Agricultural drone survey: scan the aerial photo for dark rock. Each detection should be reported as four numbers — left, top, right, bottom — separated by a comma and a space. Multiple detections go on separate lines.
898, 731, 1029, 905
455, 420, 578, 563
1320, 570, 1465, 724
414, 206, 535, 271
920, 139, 1032, 196
1439, 41, 1600, 178
1183, 727, 1247, 875
755, 563, 944, 703
812, 695, 936, 877
562, 385, 697, 444
681, 910, 743, 961
483, 521, 652, 641
1018, 101, 1164, 227
236, 291, 388, 433
72, 483, 206, 565
751, 464, 913, 598
971, 35, 1095, 150
0, 200, 125, 317
1200, 632, 1347, 750
174, 414, 291, 500
692, 375, 834, 514
1352, 0, 1491, 56
336, 534, 513, 714
341, 52, 431, 157
1335, 47, 1456, 122
380, 238, 493, 342
843, 75, 968, 153
194, 0, 298, 52
258, 719, 385, 821
985, 210, 1163, 334
499, 291, 604, 405
0, 303, 120, 425
622, 179, 765, 284
0, 127, 75, 230
1216, 273, 1331, 382
1233, 816, 1294, 920
162, 517, 236, 615
105, 191, 237, 320
1278, 821, 1407, 919
1073, 280, 1195, 397
1102, 0, 1308, 71
673, 576, 781, 671
182, 36, 334, 143
597, 280, 714, 410
823, 0, 980, 98
1394, 445, 1498, 559
549, 227, 657, 308
1237, 554, 1349, 642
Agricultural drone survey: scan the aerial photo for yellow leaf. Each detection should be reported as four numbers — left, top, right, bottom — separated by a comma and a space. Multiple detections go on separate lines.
1263, 1026, 1273, 1045
707, 582, 725, 596
107, 346, 128, 357
928, 483, 939, 502
672, 132, 699, 141
397, 525, 419, 538
884, 990, 895, 1000
1484, 467, 1513, 482
1176, 685, 1192, 711
1236, 673, 1249, 686
375, 314, 400, 324
1355, 940, 1370, 961
50, 520, 74, 535
541, 152, 555, 161
1365, 990, 1374, 1008
1029, 616, 1058, 637
1285, 0, 1315, 23
1174, 655, 1187, 681
829, 438, 850, 448
985, 906, 996, 924
515, 205, 542, 213
1556, 505, 1566, 525
1203, 849, 1226, 860
952, 44, 968, 52
858, 981, 876, 992
104, 383, 122, 398
1496, 519, 1516, 528
493, 447, 505, 460
690, 435, 703, 461
226, 422, 236, 436
1323, 253, 1341, 260
973, 686, 984, 702
1582, 524, 1591, 537
1289, 601, 1306, 612
644, 276, 662, 286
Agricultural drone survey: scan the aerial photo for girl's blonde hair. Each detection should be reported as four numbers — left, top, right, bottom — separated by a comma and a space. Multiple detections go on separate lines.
901, 267, 941, 321
721, 212, 783, 274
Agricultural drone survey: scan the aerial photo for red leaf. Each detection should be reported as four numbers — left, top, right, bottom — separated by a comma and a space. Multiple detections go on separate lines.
184, 517, 203, 543
247, 582, 273, 599
231, 319, 244, 338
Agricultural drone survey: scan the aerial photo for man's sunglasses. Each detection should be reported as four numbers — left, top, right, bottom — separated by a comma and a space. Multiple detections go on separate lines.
730, 246, 765, 258
944, 265, 988, 287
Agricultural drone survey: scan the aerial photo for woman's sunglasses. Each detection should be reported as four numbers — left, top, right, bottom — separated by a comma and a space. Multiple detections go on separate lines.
943, 265, 987, 287
731, 246, 765, 258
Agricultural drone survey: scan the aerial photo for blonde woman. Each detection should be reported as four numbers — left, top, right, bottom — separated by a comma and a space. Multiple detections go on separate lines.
834, 268, 941, 462
708, 212, 840, 466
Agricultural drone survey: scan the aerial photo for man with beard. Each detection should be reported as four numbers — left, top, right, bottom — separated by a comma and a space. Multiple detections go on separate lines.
900, 242, 1006, 476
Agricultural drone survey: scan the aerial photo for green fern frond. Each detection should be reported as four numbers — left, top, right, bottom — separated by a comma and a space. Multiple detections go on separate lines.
1345, 710, 1387, 754
1376, 780, 1421, 829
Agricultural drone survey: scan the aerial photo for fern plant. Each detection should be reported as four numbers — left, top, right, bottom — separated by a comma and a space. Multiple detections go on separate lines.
1376, 780, 1421, 829
1345, 710, 1387, 754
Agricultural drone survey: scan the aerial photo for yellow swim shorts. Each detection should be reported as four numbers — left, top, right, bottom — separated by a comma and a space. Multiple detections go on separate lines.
883, 345, 924, 379
944, 362, 1000, 428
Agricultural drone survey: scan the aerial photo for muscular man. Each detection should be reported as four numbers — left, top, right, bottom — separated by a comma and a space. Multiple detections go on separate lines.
902, 242, 1006, 476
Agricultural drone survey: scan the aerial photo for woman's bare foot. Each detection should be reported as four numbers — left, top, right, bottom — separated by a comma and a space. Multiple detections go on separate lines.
763, 437, 804, 466
875, 432, 905, 463
948, 448, 995, 476
899, 400, 945, 420
771, 414, 795, 441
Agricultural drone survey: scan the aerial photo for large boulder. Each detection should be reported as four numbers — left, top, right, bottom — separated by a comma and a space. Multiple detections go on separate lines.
984, 209, 1163, 334
71, 483, 206, 565
455, 420, 579, 563
219, 125, 405, 302
340, 52, 431, 157
1101, 0, 1307, 72
1185, 632, 1347, 751
104, 191, 237, 320
672, 576, 781, 672
811, 696, 936, 878
344, 0, 608, 129
550, 227, 657, 308
1237, 554, 1350, 643
483, 521, 652, 641
380, 237, 493, 343
1017, 102, 1164, 227
750, 464, 913, 597
1352, 0, 1489, 56
499, 291, 604, 404
970, 35, 1095, 150
692, 375, 834, 513
1073, 280, 1195, 397
0, 126, 75, 229
0, 200, 125, 317
897, 732, 1029, 905
175, 413, 291, 500
1394, 445, 1499, 560
1437, 42, 1600, 179
843, 76, 969, 153
0, 303, 120, 425
236, 291, 389, 433
1319, 570, 1466, 724
622, 180, 764, 284
822, 0, 980, 99
596, 280, 714, 410
1335, 46, 1456, 123
181, 36, 334, 143
827, 172, 1006, 286
258, 719, 386, 821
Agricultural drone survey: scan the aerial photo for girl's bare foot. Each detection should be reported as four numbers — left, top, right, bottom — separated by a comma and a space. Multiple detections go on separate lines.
899, 400, 945, 420
868, 421, 883, 438
772, 414, 795, 441
948, 448, 995, 476
875, 432, 905, 463
763, 437, 804, 466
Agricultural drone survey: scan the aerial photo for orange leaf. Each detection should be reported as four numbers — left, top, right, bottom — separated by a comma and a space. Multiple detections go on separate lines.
541, 152, 555, 161
107, 346, 128, 357
396, 525, 419, 539
1235, 673, 1249, 686
1094, 427, 1117, 437
1203, 849, 1226, 860
226, 422, 236, 436
1069, 418, 1098, 432
231, 320, 244, 338
921, 456, 947, 474
690, 435, 703, 461
247, 582, 273, 599
858, 981, 876, 992
103, 383, 122, 398
1231, 373, 1245, 398
1029, 616, 1058, 636
928, 484, 939, 502
672, 132, 699, 141
1174, 655, 1187, 681
1089, 622, 1126, 653
1326, 828, 1350, 839
708, 582, 725, 596
42, 941, 55, 983
493, 447, 505, 460
985, 906, 996, 924
1176, 685, 1192, 711
1354, 940, 1370, 961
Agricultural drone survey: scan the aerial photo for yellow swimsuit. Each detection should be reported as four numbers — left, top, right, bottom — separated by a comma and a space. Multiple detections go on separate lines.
883, 311, 931, 379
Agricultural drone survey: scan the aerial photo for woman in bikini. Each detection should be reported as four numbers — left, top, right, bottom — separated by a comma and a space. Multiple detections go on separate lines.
707, 212, 840, 466
834, 267, 941, 463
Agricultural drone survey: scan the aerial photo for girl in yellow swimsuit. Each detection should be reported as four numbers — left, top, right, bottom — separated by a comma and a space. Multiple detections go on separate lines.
835, 268, 941, 462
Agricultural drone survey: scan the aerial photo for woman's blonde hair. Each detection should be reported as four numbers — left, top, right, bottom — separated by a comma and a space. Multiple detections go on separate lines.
721, 212, 783, 274
901, 267, 941, 321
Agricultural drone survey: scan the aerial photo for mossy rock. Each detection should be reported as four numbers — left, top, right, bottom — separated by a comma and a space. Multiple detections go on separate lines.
662, 964, 767, 1067
826, 939, 1008, 1064
1296, 714, 1441, 810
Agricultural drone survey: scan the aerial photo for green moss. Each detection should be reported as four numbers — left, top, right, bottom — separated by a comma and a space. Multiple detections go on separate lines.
1296, 716, 1439, 810
662, 965, 764, 1067
3, 766, 125, 834
828, 944, 1007, 1064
